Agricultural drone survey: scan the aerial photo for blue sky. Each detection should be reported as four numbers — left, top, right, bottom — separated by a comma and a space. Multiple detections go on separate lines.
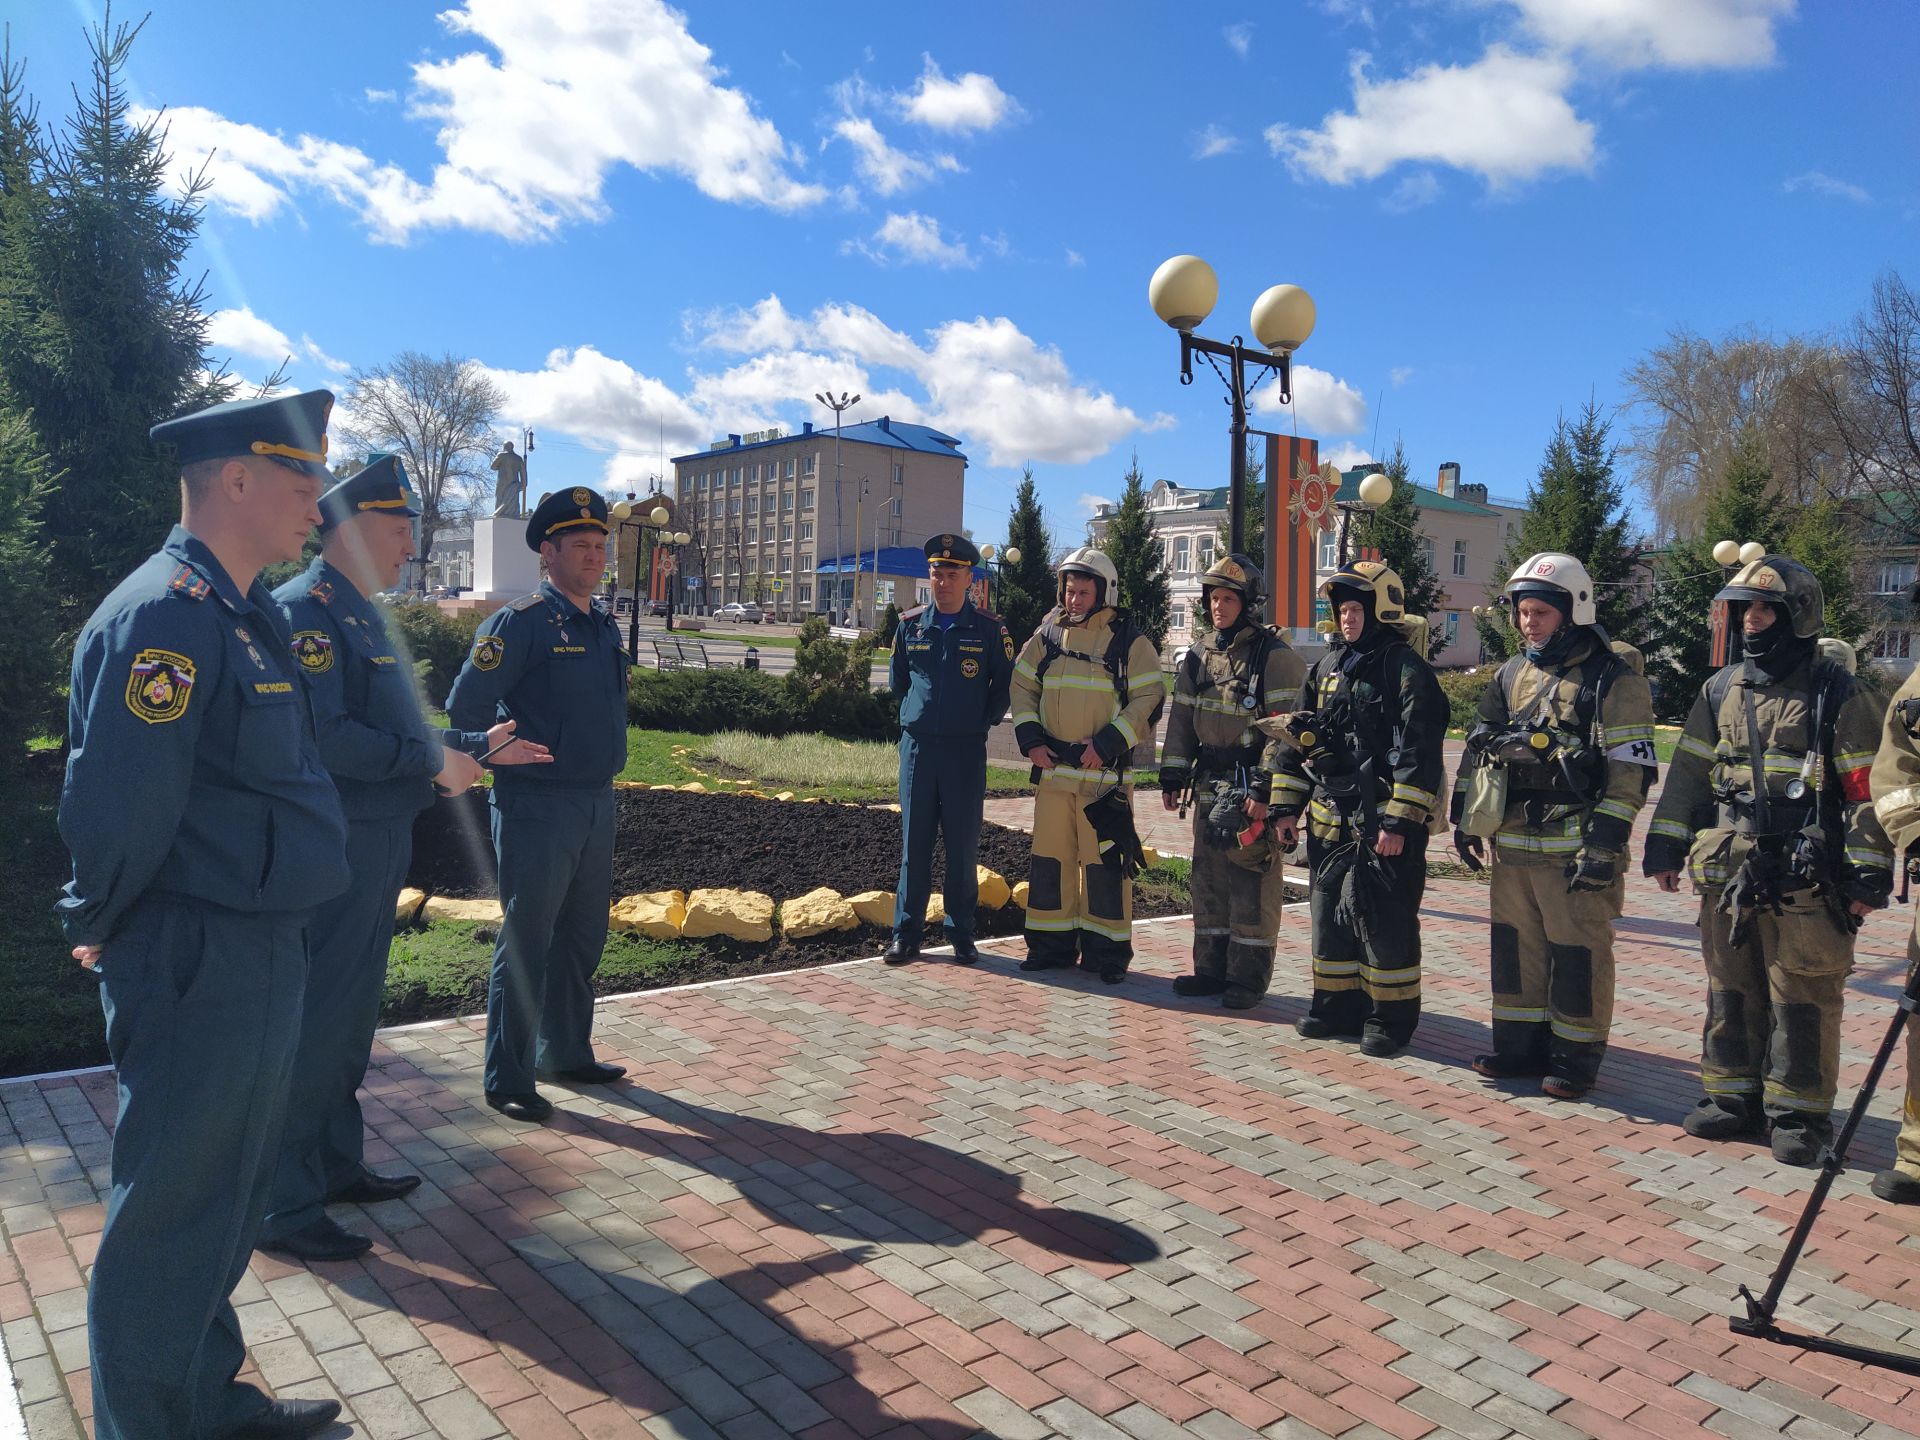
12, 1, 1916, 544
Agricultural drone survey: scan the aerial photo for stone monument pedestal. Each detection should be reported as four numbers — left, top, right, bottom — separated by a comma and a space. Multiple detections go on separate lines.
472, 515, 541, 601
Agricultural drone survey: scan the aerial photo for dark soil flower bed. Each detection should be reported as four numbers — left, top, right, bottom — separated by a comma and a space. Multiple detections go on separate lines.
395, 788, 1200, 1004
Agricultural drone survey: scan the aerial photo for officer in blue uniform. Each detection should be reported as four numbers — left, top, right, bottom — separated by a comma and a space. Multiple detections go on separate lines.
886, 533, 1014, 965
447, 487, 630, 1123
260, 457, 551, 1262
59, 390, 350, 1440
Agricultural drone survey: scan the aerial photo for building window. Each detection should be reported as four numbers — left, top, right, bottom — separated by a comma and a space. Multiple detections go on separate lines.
801, 552, 813, 570
697, 472, 708, 491
746, 496, 758, 515
783, 523, 794, 541
1453, 539, 1469, 577
1445, 612, 1460, 646
1875, 627, 1916, 660
786, 458, 796, 478
1170, 605, 1187, 632
1877, 560, 1916, 594
762, 524, 774, 542
781, 556, 792, 573
800, 489, 814, 509
729, 498, 741, 516
801, 455, 816, 476
1196, 538, 1214, 572
1172, 536, 1190, 573
1319, 534, 1338, 570
799, 583, 812, 602
800, 521, 813, 540
1418, 535, 1435, 570
782, 491, 794, 511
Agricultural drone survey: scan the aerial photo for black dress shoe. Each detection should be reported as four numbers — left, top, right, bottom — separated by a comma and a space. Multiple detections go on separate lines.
884, 936, 919, 965
1871, 1167, 1920, 1204
950, 937, 979, 965
259, 1217, 373, 1264
217, 1398, 343, 1439
537, 1061, 627, 1085
329, 1170, 421, 1205
485, 1089, 554, 1122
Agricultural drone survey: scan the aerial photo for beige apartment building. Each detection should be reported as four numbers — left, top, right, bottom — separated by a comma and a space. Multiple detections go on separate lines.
1088, 463, 1525, 666
669, 417, 966, 621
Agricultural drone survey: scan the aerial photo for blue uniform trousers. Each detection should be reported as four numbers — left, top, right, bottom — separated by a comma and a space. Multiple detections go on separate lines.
261, 817, 412, 1242
486, 783, 614, 1094
893, 734, 987, 944
90, 899, 309, 1440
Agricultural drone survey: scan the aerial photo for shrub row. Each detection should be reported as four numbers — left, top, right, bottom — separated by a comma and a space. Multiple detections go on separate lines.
1434, 667, 1497, 732
628, 667, 899, 740
381, 598, 484, 709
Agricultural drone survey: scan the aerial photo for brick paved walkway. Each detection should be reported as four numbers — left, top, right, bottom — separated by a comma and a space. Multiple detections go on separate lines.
6, 810, 1920, 1438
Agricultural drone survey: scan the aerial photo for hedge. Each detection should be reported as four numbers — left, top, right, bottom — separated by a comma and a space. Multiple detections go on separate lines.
1435, 667, 1497, 731
381, 598, 483, 709
628, 666, 899, 740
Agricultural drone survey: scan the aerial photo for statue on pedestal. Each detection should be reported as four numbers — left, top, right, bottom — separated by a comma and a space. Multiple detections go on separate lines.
490, 441, 528, 518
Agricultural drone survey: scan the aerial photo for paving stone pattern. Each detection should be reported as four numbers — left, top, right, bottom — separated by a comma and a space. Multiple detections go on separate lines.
5, 790, 1920, 1440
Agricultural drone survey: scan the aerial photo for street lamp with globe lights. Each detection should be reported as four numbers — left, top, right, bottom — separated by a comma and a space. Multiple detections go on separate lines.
978, 542, 1022, 613
610, 498, 671, 658
1148, 255, 1316, 558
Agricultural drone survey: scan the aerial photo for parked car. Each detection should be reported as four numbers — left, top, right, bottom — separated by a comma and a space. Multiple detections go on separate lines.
648, 600, 672, 616
714, 602, 764, 623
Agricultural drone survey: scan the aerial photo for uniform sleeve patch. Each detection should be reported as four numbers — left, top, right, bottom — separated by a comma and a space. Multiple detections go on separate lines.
1606, 739, 1657, 767
125, 648, 196, 724
292, 630, 333, 673
1003, 631, 1015, 661
472, 635, 505, 671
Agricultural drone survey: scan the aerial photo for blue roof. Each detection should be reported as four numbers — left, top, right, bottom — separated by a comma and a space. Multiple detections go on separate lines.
672, 416, 967, 465
817, 545, 983, 578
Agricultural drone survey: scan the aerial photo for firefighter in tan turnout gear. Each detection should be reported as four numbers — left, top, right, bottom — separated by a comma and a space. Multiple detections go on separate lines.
1011, 548, 1166, 982
1452, 553, 1657, 1099
1646, 555, 1892, 1166
1158, 554, 1305, 1009
1868, 661, 1920, 1206
1269, 562, 1448, 1055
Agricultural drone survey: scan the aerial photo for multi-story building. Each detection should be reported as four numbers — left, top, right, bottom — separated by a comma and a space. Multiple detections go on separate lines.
669, 417, 966, 621
1087, 463, 1526, 665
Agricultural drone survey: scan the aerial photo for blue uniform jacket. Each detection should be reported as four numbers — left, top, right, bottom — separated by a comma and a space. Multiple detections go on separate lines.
275, 557, 442, 822
57, 527, 350, 947
445, 581, 629, 787
890, 601, 1015, 740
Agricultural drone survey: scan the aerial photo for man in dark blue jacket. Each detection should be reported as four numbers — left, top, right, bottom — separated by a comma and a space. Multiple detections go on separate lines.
887, 533, 1014, 965
261, 457, 550, 1261
60, 391, 350, 1439
447, 487, 629, 1122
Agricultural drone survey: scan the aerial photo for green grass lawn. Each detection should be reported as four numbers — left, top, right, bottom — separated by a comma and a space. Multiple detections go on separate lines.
619, 727, 1032, 801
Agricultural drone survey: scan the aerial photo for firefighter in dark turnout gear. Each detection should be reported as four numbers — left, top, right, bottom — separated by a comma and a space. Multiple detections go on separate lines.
1453, 553, 1657, 1099
1646, 555, 1891, 1166
1268, 562, 1447, 1054
1160, 555, 1305, 1009
1868, 662, 1920, 1205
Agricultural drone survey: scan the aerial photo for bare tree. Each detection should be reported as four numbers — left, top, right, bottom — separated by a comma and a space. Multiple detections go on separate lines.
1813, 271, 1920, 542
340, 351, 506, 574
1621, 328, 1848, 538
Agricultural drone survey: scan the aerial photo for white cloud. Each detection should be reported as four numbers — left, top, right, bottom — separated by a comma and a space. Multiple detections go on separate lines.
831, 116, 959, 195
1266, 47, 1593, 187
302, 336, 353, 376
364, 88, 397, 104
1783, 170, 1871, 205
1224, 23, 1254, 58
1506, 0, 1793, 69
144, 0, 824, 243
898, 56, 1020, 133
1382, 171, 1441, 211
1194, 124, 1241, 160
486, 297, 1159, 475
1249, 363, 1369, 436
1076, 493, 1109, 518
206, 305, 295, 361
1064, 248, 1085, 268
1390, 366, 1414, 387
1321, 442, 1375, 470
853, 212, 977, 269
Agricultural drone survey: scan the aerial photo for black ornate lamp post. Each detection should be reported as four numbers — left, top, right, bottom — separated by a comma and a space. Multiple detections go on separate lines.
1148, 255, 1317, 558
610, 498, 671, 659
978, 542, 1022, 612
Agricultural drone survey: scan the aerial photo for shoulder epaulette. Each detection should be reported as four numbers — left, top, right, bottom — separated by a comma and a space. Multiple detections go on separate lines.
973, 606, 1001, 623
507, 592, 546, 612
309, 580, 334, 605
167, 564, 211, 602
900, 604, 928, 621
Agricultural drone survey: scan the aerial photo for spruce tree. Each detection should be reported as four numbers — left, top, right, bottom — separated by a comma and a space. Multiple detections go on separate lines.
0, 16, 229, 622
1643, 433, 1784, 717
0, 409, 59, 766
998, 467, 1056, 649
1483, 402, 1644, 663
1213, 439, 1265, 562
1100, 453, 1170, 648
1783, 498, 1868, 652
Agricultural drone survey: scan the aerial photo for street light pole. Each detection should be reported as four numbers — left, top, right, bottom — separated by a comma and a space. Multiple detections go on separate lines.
1148, 257, 1316, 559
815, 389, 859, 622
610, 498, 671, 660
